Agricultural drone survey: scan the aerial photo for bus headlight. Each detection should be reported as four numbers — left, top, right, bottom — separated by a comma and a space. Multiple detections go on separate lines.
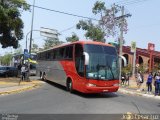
87, 83, 97, 87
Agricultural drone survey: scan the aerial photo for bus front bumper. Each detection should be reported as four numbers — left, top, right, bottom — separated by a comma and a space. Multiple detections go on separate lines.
84, 85, 119, 93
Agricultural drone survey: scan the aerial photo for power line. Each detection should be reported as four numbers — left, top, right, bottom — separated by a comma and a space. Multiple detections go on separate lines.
123, 0, 149, 6
115, 0, 150, 6
59, 26, 76, 34
29, 4, 98, 21
116, 0, 142, 4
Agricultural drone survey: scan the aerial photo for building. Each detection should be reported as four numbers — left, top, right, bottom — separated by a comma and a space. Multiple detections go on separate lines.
122, 45, 160, 72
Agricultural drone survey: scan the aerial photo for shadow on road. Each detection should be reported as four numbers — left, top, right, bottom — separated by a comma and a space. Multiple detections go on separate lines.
42, 79, 119, 99
158, 103, 160, 107
73, 92, 118, 99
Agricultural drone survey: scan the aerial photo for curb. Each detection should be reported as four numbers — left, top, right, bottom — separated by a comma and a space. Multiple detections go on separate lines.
118, 88, 160, 100
0, 83, 40, 95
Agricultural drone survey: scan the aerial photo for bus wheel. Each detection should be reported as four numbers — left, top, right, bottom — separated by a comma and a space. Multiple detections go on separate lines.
67, 79, 73, 93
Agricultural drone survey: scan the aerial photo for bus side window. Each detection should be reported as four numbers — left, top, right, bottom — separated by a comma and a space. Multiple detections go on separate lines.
75, 44, 84, 77
59, 47, 65, 59
52, 50, 56, 60
64, 46, 73, 59
46, 52, 50, 60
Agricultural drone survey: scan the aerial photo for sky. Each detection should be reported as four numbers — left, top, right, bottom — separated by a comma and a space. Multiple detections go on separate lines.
1, 0, 160, 55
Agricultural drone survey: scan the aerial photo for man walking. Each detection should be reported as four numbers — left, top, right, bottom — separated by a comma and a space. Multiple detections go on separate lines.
146, 72, 153, 94
21, 64, 26, 81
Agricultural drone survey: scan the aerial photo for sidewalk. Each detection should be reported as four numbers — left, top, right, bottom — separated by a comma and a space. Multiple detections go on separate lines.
119, 77, 160, 100
0, 77, 44, 95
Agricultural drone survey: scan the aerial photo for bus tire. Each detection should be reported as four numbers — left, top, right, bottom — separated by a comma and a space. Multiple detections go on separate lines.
66, 78, 74, 93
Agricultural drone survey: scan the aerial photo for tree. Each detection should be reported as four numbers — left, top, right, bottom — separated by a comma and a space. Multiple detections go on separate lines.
13, 44, 23, 55
0, 0, 30, 48
66, 32, 79, 42
76, 1, 129, 43
31, 43, 38, 53
76, 20, 105, 42
43, 38, 64, 50
0, 53, 12, 66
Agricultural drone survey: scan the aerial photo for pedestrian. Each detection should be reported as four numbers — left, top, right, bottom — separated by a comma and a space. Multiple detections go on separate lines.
136, 71, 143, 91
17, 64, 22, 77
146, 72, 153, 94
154, 72, 160, 96
21, 64, 26, 81
121, 73, 125, 85
125, 73, 130, 86
25, 65, 30, 82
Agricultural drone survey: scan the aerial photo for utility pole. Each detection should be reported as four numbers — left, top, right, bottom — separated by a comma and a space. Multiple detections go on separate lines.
115, 5, 131, 80
29, 0, 35, 54
119, 6, 124, 81
131, 41, 136, 76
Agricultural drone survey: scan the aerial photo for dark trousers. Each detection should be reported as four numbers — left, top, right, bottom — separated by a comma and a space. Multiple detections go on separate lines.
147, 83, 152, 92
21, 72, 25, 80
155, 83, 160, 95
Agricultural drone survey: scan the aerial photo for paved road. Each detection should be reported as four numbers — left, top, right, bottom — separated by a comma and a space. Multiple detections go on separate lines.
0, 79, 160, 114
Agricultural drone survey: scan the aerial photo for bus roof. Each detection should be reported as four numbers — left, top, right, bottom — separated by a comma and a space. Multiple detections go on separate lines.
37, 40, 114, 53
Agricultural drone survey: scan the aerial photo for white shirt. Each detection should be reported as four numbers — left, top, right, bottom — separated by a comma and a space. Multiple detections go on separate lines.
21, 66, 26, 73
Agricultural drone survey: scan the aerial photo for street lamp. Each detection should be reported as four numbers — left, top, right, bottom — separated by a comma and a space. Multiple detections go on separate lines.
26, 27, 59, 51
26, 30, 40, 50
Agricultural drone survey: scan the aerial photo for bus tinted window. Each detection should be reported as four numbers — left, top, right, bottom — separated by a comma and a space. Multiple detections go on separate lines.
75, 44, 84, 77
64, 46, 73, 59
85, 44, 103, 53
59, 48, 65, 59
38, 45, 73, 60
30, 54, 37, 60
53, 50, 56, 60
103, 46, 117, 55
84, 44, 117, 55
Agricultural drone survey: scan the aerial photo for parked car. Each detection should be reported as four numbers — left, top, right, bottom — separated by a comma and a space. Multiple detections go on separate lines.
0, 66, 18, 77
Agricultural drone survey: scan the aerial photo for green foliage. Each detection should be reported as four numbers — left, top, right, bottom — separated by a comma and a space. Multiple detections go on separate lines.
122, 64, 132, 75
76, 20, 105, 42
150, 62, 160, 73
76, 1, 129, 43
0, 0, 29, 48
137, 64, 148, 73
13, 44, 23, 55
66, 32, 79, 42
31, 43, 38, 53
92, 1, 106, 15
0, 53, 13, 66
43, 38, 64, 50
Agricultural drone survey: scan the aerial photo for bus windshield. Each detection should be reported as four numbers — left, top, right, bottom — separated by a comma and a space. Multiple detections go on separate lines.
84, 44, 119, 80
30, 54, 37, 60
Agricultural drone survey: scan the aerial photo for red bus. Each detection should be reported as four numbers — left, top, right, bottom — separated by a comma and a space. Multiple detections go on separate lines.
36, 41, 119, 93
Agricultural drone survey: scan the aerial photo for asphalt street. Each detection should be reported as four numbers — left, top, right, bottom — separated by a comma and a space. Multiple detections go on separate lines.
0, 79, 160, 114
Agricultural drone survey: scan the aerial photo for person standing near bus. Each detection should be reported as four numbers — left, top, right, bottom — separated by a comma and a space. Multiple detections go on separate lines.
21, 64, 26, 81
154, 72, 160, 96
25, 64, 30, 82
146, 72, 153, 94
136, 71, 143, 91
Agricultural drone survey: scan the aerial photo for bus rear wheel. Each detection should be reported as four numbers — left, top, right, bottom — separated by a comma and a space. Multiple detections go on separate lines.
67, 79, 73, 93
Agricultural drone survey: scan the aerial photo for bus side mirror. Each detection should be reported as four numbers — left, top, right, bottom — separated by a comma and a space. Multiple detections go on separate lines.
119, 55, 127, 67
83, 52, 89, 65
